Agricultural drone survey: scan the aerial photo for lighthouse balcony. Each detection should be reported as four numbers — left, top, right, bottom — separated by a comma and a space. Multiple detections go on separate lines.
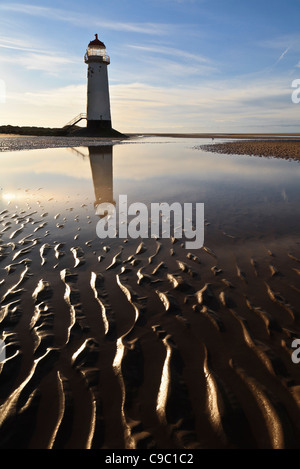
84, 51, 110, 64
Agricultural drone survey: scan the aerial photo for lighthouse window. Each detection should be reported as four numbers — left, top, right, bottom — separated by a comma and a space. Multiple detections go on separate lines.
88, 47, 106, 57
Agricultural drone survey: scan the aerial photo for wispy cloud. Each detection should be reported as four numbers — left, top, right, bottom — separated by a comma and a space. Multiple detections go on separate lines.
17, 53, 77, 73
135, 56, 216, 79
0, 36, 46, 54
271, 46, 291, 68
110, 76, 295, 131
117, 43, 217, 84
258, 33, 300, 51
0, 3, 172, 35
0, 34, 79, 74
0, 49, 78, 75
128, 44, 211, 64
257, 33, 300, 69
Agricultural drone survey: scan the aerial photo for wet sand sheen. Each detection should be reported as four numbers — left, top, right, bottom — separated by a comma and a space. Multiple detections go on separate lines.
0, 197, 300, 449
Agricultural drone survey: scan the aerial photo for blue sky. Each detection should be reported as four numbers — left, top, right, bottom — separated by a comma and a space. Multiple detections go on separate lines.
0, 0, 299, 132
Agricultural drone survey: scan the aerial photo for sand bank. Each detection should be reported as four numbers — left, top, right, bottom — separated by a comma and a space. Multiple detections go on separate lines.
200, 139, 300, 161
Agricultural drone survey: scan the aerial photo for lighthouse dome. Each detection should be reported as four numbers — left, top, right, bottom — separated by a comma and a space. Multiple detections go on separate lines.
85, 34, 110, 64
88, 34, 106, 49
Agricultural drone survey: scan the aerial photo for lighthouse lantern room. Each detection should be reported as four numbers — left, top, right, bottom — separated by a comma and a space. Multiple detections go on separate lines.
85, 34, 112, 131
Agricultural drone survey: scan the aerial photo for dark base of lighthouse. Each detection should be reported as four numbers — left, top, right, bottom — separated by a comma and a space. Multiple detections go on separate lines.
87, 120, 112, 131
69, 120, 126, 138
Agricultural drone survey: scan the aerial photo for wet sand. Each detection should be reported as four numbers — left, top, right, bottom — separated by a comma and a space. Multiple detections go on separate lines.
1, 136, 300, 449
200, 139, 300, 161
0, 199, 300, 449
0, 136, 122, 152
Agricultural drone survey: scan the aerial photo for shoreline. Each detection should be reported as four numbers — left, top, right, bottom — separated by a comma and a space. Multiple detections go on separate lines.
0, 135, 126, 152
129, 132, 300, 139
1, 133, 300, 155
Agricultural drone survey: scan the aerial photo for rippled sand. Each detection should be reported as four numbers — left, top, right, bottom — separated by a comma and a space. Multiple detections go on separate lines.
1, 198, 300, 449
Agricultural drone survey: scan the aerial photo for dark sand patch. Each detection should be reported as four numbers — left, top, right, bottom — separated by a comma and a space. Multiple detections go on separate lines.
199, 139, 300, 161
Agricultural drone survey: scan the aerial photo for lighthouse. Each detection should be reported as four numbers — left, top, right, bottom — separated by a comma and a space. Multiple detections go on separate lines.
84, 34, 112, 132
67, 34, 124, 137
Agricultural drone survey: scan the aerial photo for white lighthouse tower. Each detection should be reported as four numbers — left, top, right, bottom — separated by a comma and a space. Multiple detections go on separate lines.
84, 34, 112, 132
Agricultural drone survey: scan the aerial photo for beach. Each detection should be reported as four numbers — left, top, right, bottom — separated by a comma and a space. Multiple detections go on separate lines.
0, 135, 300, 449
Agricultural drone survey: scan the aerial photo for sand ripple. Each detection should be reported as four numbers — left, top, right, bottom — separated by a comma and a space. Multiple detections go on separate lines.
0, 204, 300, 449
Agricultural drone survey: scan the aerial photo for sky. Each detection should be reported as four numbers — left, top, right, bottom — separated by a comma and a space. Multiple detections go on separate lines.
0, 0, 300, 133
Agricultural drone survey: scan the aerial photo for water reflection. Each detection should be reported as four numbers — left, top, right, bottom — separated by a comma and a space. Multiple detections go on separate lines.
0, 137, 300, 242
88, 145, 115, 217
84, 138, 300, 241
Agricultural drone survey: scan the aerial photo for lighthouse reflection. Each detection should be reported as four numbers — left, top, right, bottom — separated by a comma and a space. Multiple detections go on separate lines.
88, 145, 115, 217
